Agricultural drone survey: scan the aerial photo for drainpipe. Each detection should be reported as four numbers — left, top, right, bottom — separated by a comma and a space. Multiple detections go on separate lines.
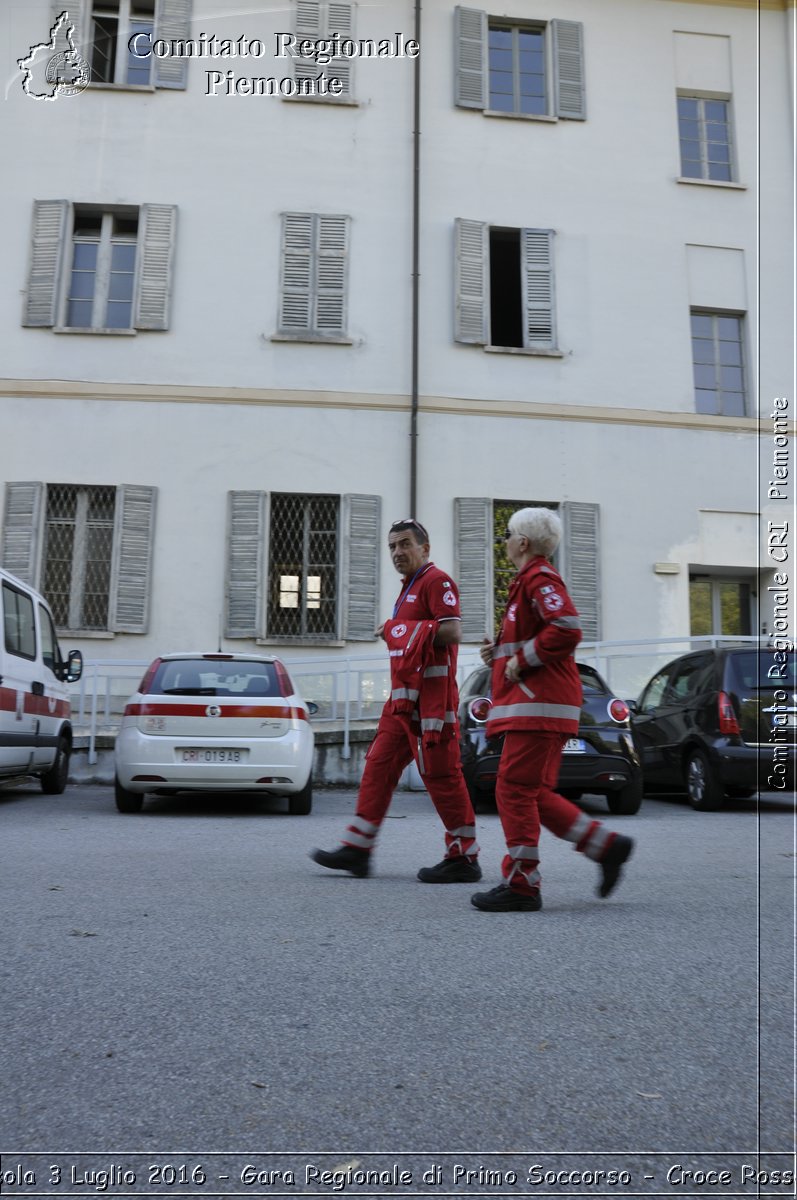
409, 0, 422, 516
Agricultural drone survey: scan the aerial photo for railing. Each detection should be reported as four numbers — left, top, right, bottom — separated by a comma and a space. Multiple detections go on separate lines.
71, 635, 761, 766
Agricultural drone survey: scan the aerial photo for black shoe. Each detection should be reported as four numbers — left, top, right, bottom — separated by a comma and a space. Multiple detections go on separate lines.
311, 845, 370, 878
471, 884, 542, 912
417, 856, 482, 884
598, 834, 634, 898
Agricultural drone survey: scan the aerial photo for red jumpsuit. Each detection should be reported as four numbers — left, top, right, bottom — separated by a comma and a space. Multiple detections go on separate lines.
488, 556, 617, 895
342, 563, 478, 861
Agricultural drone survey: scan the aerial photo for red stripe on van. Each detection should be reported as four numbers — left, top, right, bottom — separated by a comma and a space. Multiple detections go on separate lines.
24, 694, 70, 719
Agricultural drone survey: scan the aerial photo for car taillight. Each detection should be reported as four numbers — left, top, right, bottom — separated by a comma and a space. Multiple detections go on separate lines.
138, 658, 163, 694
468, 697, 492, 723
608, 698, 630, 723
718, 691, 740, 735
274, 660, 294, 698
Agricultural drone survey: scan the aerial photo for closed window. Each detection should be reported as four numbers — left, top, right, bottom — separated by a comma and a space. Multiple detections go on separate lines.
276, 212, 350, 341
225, 492, 381, 644
22, 200, 177, 332
455, 219, 558, 352
51, 0, 192, 90
690, 311, 746, 416
690, 575, 754, 637
3, 583, 36, 660
678, 94, 735, 182
455, 8, 585, 120
1, 482, 156, 635
291, 1, 355, 100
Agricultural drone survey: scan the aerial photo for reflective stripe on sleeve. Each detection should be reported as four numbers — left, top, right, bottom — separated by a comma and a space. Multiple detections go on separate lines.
493, 642, 522, 660
422, 665, 450, 678
522, 639, 542, 667
489, 702, 581, 722
551, 615, 581, 630
392, 688, 419, 702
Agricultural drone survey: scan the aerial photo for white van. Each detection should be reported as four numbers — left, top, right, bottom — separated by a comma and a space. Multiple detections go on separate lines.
0, 568, 83, 793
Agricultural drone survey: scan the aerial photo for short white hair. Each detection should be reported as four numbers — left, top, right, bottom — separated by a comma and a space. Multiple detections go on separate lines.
509, 507, 562, 558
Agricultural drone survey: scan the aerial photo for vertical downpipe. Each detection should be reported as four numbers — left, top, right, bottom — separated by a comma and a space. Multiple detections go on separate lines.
409, 0, 422, 516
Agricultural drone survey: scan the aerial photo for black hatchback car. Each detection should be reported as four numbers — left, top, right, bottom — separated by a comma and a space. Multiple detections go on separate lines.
459, 662, 643, 815
631, 645, 796, 809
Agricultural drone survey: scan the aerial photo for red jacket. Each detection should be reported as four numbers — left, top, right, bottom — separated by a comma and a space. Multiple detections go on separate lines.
384, 619, 458, 747
487, 556, 583, 736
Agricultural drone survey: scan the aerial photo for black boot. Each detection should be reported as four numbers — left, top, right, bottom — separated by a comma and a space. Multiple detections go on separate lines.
598, 834, 634, 898
310, 845, 371, 878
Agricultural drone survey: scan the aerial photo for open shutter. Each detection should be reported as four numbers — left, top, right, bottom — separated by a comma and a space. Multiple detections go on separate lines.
51, 1, 85, 54
225, 491, 267, 639
326, 3, 354, 97
521, 228, 556, 350
108, 485, 156, 633
552, 19, 586, 120
154, 0, 193, 88
341, 494, 381, 641
454, 7, 486, 109
294, 1, 324, 88
294, 2, 354, 97
133, 203, 177, 330
316, 215, 348, 336
454, 218, 488, 344
279, 213, 314, 333
561, 502, 601, 641
1, 482, 45, 587
23, 200, 69, 327
454, 497, 493, 643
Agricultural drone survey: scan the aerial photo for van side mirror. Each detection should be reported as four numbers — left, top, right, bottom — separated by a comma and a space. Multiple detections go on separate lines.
307, 701, 319, 715
62, 649, 83, 683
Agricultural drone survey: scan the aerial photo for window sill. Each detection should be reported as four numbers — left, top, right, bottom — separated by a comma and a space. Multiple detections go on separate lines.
282, 94, 358, 106
54, 326, 137, 335
257, 637, 347, 648
55, 629, 115, 639
87, 82, 156, 93
484, 344, 564, 358
676, 176, 746, 191
483, 109, 557, 123
271, 332, 353, 345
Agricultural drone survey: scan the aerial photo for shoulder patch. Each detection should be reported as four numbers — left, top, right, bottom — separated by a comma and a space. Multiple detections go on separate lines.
442, 590, 457, 607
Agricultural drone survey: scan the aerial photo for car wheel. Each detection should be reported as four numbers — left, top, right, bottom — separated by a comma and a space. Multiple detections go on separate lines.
40, 737, 70, 795
115, 776, 144, 813
685, 749, 725, 811
605, 775, 643, 815
288, 778, 312, 815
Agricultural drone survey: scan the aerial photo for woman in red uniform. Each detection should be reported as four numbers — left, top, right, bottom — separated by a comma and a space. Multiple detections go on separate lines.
471, 507, 633, 912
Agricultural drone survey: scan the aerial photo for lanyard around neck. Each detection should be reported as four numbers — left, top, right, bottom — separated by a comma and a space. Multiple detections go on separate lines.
393, 564, 430, 618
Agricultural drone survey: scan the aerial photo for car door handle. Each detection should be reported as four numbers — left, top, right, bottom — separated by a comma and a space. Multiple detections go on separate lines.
31, 681, 45, 696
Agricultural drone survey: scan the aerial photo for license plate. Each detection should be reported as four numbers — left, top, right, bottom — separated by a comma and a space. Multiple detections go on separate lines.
180, 748, 248, 763
563, 738, 586, 754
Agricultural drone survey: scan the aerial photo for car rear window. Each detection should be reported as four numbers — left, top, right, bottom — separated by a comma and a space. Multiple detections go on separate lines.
147, 659, 281, 696
726, 650, 796, 691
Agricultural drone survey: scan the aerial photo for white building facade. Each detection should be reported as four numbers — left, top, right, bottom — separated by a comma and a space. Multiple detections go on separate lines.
1, 0, 794, 669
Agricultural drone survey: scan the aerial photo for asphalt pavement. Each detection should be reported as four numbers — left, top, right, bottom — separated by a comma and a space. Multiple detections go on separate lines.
0, 783, 793, 1197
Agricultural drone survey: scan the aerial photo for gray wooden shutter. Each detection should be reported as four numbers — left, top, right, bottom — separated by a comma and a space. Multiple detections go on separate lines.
316, 215, 349, 335
133, 203, 177, 330
51, 1, 85, 54
1, 482, 45, 586
108, 485, 156, 633
326, 3, 354, 97
225, 491, 267, 639
279, 212, 314, 333
561, 501, 601, 641
294, 1, 324, 88
454, 497, 493, 642
454, 7, 486, 109
154, 0, 193, 88
552, 19, 586, 120
341, 494, 381, 641
454, 218, 488, 344
521, 228, 556, 350
23, 200, 69, 327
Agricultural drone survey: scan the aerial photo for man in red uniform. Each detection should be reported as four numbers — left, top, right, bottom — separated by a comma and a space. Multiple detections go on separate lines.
471, 507, 633, 912
311, 518, 481, 882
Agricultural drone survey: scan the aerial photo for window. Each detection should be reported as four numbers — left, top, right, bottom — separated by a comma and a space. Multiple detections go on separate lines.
677, 95, 734, 182
690, 575, 754, 637
52, 0, 192, 90
668, 654, 714, 702
38, 603, 62, 675
638, 668, 671, 715
455, 219, 558, 352
3, 583, 36, 660
455, 8, 585, 120
23, 201, 177, 332
1, 482, 156, 634
291, 1, 355, 100
454, 498, 601, 642
275, 212, 350, 341
690, 311, 746, 416
90, 0, 155, 85
225, 492, 381, 643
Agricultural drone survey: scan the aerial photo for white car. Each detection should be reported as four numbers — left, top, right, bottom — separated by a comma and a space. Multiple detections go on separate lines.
114, 653, 316, 814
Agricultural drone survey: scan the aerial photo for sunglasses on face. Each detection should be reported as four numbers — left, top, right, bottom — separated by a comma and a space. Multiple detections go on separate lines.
389, 518, 429, 541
